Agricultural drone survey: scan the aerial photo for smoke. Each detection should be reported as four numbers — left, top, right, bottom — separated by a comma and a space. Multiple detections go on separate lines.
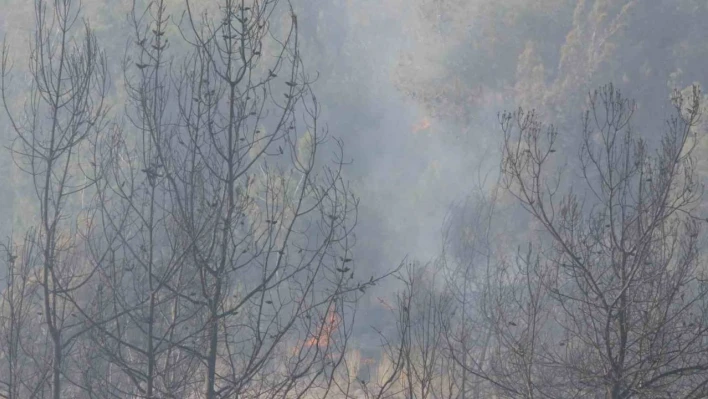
292, 0, 501, 275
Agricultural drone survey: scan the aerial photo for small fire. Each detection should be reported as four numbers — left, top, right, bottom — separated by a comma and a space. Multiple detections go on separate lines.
303, 304, 340, 349
412, 117, 431, 133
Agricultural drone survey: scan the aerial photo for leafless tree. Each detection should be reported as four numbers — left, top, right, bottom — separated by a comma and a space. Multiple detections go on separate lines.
438, 167, 505, 399
494, 83, 708, 398
79, 1, 203, 397
399, 265, 455, 399
128, 0, 379, 397
1, 0, 110, 397
0, 230, 46, 399
0, 0, 395, 397
462, 243, 556, 399
357, 262, 455, 399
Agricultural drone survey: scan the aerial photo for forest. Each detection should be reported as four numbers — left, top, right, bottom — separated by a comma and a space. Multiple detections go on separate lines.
0, 0, 708, 398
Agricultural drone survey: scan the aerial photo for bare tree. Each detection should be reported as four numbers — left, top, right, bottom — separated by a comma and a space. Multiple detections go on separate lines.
0, 231, 46, 399
398, 264, 455, 399
438, 167, 505, 399
358, 262, 455, 399
496, 83, 708, 398
463, 244, 556, 399
80, 1, 203, 397
128, 0, 379, 397
437, 191, 553, 399
1, 0, 110, 397
0, 1, 394, 397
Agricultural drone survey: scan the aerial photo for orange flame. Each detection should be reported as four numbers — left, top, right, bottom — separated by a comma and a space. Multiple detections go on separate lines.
303, 304, 340, 349
412, 117, 431, 133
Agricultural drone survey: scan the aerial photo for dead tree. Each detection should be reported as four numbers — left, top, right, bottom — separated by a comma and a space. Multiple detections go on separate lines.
144, 0, 373, 397
498, 83, 708, 398
358, 262, 455, 399
1, 0, 110, 397
81, 1, 202, 397
438, 168, 506, 399
0, 231, 46, 399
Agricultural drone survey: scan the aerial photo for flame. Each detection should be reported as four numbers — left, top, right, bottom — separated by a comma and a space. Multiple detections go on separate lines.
412, 117, 431, 133
303, 304, 340, 349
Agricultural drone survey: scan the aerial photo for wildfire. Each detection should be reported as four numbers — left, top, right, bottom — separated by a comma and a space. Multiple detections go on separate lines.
412, 117, 431, 134
303, 304, 340, 349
